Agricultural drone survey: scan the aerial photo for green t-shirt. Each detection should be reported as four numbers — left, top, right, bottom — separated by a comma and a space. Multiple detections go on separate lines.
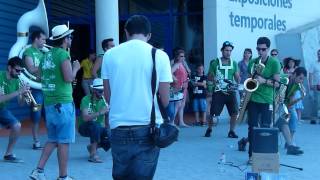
78, 95, 107, 127
207, 58, 238, 91
23, 46, 44, 71
248, 56, 281, 104
284, 82, 300, 105
0, 71, 19, 108
40, 47, 73, 105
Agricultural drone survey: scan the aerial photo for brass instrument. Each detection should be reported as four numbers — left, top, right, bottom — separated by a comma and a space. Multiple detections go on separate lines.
274, 77, 290, 124
8, 0, 49, 90
237, 58, 265, 123
19, 80, 42, 112
237, 78, 259, 123
287, 83, 306, 108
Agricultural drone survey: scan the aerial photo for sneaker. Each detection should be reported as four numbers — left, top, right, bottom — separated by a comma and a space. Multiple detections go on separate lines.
88, 155, 103, 163
204, 128, 212, 137
247, 157, 253, 165
228, 131, 238, 138
29, 169, 46, 180
238, 137, 247, 151
3, 154, 23, 163
57, 176, 74, 180
33, 142, 43, 150
284, 143, 300, 150
287, 145, 304, 155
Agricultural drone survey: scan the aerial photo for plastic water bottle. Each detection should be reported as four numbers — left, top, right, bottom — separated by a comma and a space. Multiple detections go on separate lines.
218, 153, 226, 172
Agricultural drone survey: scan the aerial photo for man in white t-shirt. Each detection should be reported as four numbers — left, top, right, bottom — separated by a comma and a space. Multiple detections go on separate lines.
101, 15, 172, 179
309, 49, 320, 121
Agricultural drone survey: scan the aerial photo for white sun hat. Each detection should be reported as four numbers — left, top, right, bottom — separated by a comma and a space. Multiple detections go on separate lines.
49, 24, 74, 40
90, 78, 104, 90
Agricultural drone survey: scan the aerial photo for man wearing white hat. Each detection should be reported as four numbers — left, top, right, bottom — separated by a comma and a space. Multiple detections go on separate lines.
30, 24, 80, 180
78, 78, 110, 163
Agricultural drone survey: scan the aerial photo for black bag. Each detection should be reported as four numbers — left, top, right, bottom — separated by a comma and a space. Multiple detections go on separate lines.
150, 48, 179, 148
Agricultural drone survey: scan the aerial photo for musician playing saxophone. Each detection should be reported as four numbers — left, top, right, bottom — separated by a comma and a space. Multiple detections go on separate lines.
247, 37, 281, 163
204, 41, 240, 138
273, 71, 304, 155
0, 57, 29, 163
23, 30, 47, 150
284, 67, 307, 150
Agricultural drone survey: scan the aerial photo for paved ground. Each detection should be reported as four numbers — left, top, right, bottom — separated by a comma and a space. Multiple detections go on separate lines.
0, 118, 319, 180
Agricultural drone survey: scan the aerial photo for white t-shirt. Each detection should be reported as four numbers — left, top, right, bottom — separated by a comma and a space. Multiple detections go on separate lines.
310, 61, 320, 85
101, 39, 173, 129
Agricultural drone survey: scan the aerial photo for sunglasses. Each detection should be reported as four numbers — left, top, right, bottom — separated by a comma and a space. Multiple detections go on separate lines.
94, 89, 103, 93
14, 68, 23, 73
271, 53, 278, 56
223, 41, 233, 46
67, 35, 73, 40
256, 47, 268, 51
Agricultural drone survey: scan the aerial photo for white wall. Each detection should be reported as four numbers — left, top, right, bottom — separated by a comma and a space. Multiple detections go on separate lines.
204, 0, 320, 69
203, 0, 217, 72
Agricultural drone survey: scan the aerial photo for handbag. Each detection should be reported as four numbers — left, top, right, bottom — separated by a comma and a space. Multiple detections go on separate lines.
150, 48, 179, 148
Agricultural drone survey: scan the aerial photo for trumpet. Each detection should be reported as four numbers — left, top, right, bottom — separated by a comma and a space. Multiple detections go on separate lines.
19, 80, 42, 112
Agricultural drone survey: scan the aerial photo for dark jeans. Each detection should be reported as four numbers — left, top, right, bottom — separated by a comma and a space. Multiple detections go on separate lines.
111, 126, 160, 180
247, 101, 272, 157
78, 121, 109, 144
0, 108, 19, 128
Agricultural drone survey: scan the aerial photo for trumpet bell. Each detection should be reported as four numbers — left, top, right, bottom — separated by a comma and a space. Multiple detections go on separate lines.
32, 104, 42, 112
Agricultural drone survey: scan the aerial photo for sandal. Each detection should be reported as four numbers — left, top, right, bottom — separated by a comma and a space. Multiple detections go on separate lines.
88, 155, 103, 163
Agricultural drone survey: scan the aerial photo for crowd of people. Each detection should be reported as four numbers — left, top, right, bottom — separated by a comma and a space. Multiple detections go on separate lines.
0, 14, 319, 180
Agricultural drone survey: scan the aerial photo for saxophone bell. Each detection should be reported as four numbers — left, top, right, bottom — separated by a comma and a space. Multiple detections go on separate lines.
243, 78, 259, 92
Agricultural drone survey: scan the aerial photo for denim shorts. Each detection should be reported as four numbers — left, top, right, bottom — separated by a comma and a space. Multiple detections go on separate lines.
30, 89, 45, 123
166, 101, 176, 123
193, 98, 207, 112
111, 126, 160, 179
45, 102, 75, 143
288, 106, 298, 133
0, 108, 19, 128
78, 121, 109, 143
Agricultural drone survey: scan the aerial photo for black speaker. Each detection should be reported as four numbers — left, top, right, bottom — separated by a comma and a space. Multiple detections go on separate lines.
252, 128, 278, 153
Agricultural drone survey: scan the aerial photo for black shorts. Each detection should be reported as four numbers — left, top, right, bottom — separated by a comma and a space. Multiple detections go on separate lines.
210, 91, 238, 116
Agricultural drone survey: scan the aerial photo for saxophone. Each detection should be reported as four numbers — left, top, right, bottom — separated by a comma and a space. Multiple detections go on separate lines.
274, 77, 290, 124
287, 83, 306, 108
237, 58, 265, 123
